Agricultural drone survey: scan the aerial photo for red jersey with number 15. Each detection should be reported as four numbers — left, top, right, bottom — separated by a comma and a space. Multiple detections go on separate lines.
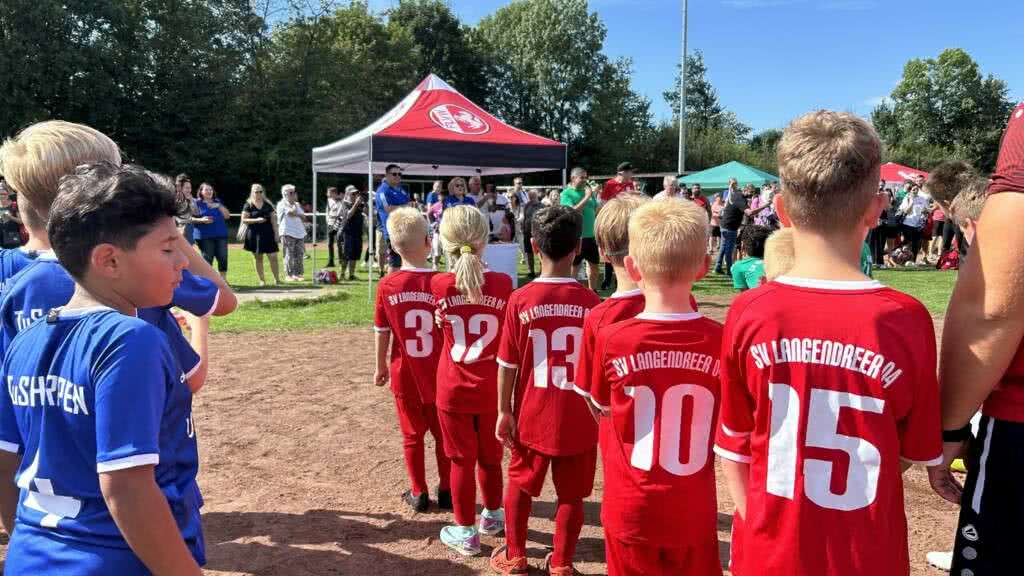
373, 268, 440, 403
714, 277, 942, 576
496, 277, 601, 456
432, 271, 513, 414
590, 312, 722, 548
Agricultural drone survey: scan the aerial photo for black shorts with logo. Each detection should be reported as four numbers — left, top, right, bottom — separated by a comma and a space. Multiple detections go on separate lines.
573, 237, 600, 266
951, 415, 1024, 575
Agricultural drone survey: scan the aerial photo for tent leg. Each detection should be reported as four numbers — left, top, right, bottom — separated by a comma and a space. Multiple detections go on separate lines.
368, 162, 374, 303
311, 170, 318, 284
561, 169, 567, 187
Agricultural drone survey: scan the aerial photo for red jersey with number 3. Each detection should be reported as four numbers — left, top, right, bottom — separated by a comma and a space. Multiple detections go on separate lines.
432, 271, 513, 414
373, 268, 440, 403
714, 277, 942, 576
496, 277, 601, 456
590, 312, 722, 548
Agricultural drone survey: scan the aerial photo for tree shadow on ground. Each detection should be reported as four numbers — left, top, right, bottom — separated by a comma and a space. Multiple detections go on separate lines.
202, 509, 478, 576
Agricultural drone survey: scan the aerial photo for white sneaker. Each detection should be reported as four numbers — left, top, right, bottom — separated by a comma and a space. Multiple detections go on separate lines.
926, 551, 952, 571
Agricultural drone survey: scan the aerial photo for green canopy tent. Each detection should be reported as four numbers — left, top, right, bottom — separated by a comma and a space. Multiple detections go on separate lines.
679, 160, 779, 191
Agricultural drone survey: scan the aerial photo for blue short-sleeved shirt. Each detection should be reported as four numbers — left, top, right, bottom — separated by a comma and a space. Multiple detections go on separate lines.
375, 182, 410, 240
192, 200, 228, 240
0, 308, 203, 570
0, 248, 38, 294
137, 271, 220, 379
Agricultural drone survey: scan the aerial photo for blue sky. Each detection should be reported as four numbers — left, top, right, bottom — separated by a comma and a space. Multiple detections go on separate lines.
368, 0, 1022, 134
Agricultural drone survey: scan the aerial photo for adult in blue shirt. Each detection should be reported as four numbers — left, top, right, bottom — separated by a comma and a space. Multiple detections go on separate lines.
375, 164, 411, 273
192, 182, 231, 278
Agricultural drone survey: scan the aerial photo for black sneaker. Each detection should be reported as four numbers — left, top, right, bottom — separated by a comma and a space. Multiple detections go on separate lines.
403, 490, 429, 513
437, 487, 453, 510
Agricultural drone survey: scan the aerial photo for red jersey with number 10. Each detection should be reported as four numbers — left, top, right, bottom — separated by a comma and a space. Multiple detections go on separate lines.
432, 271, 513, 414
714, 277, 942, 576
590, 312, 722, 548
373, 268, 440, 403
496, 277, 602, 456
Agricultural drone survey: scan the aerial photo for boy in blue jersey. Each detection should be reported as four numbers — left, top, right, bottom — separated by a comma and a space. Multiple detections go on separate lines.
0, 120, 237, 390
0, 162, 205, 575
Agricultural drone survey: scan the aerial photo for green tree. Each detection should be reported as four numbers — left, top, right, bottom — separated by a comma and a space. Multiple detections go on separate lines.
577, 58, 654, 173
663, 50, 750, 140
871, 48, 1013, 171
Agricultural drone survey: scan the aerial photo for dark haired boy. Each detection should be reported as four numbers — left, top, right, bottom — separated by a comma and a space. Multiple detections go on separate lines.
491, 205, 602, 575
0, 163, 204, 575
731, 225, 771, 291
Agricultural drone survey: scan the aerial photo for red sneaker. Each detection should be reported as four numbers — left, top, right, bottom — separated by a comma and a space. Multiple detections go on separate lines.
489, 544, 528, 575
544, 552, 577, 576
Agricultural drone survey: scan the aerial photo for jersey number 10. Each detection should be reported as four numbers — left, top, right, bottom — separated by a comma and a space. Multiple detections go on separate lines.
626, 384, 715, 476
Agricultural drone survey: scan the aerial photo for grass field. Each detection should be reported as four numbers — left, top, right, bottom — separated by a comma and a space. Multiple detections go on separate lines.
211, 245, 958, 333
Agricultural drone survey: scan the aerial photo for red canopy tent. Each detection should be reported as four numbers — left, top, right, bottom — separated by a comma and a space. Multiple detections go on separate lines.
880, 162, 929, 184
311, 74, 567, 291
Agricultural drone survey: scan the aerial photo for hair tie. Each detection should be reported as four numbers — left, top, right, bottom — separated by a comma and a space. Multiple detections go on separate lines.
460, 245, 474, 255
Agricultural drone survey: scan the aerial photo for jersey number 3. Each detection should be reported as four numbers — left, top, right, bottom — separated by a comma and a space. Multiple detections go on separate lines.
767, 383, 885, 511
403, 310, 434, 358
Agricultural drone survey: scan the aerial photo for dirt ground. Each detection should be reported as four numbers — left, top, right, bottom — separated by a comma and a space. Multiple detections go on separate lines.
0, 297, 957, 575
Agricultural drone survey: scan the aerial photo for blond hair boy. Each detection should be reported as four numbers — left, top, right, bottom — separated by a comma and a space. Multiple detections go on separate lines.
714, 110, 942, 576
587, 199, 722, 576
373, 206, 452, 513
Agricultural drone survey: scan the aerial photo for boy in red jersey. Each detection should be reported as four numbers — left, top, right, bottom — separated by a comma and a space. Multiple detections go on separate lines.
714, 111, 942, 576
373, 207, 451, 512
490, 205, 601, 575
431, 205, 512, 557
590, 199, 722, 576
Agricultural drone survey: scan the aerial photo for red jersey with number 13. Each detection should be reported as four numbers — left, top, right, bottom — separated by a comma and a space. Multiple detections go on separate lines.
590, 312, 722, 548
432, 271, 513, 414
373, 268, 440, 403
496, 277, 601, 456
714, 277, 942, 576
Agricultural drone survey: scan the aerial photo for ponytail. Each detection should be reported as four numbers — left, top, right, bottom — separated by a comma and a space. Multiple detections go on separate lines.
440, 205, 489, 303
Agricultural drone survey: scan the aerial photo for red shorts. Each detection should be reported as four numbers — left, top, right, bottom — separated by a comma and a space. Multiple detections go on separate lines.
393, 393, 438, 440
605, 533, 723, 576
508, 444, 597, 501
437, 410, 502, 465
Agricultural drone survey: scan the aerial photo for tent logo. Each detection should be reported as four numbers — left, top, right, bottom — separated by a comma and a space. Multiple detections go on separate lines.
429, 104, 490, 135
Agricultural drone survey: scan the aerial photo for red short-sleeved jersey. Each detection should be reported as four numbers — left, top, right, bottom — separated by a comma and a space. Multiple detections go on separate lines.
988, 102, 1024, 196
373, 268, 440, 403
714, 277, 942, 576
496, 277, 601, 456
590, 312, 722, 548
432, 271, 513, 414
600, 179, 636, 203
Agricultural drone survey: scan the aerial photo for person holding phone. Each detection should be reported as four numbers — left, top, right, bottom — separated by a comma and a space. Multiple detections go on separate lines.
0, 184, 24, 249
192, 182, 231, 278
241, 183, 280, 285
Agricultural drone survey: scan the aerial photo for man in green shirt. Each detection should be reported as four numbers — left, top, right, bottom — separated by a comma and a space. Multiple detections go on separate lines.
560, 166, 601, 290
732, 225, 770, 290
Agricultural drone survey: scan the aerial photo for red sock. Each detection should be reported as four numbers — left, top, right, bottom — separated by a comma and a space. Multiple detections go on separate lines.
504, 483, 532, 560
478, 460, 503, 511
449, 458, 476, 526
402, 435, 427, 496
551, 499, 584, 567
427, 411, 451, 491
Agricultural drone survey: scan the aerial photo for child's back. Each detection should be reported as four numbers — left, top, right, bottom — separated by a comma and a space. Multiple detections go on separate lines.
432, 270, 512, 414
592, 312, 722, 557
497, 278, 601, 454
0, 251, 75, 351
0, 247, 38, 293
0, 308, 202, 572
715, 276, 939, 575
376, 267, 440, 403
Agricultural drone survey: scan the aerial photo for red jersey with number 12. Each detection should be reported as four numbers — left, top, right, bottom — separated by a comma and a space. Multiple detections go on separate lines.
496, 277, 601, 456
432, 271, 513, 414
714, 277, 942, 576
590, 312, 722, 548
373, 268, 439, 403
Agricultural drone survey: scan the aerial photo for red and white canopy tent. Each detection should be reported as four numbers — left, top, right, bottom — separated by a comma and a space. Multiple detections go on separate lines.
311, 74, 567, 293
880, 162, 929, 185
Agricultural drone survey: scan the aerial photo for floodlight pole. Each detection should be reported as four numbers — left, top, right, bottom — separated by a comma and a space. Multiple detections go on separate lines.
677, 0, 689, 175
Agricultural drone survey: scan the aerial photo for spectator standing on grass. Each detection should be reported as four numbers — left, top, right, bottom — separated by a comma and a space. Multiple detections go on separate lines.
653, 175, 683, 200
689, 183, 711, 219
241, 183, 280, 286
277, 184, 306, 282
543, 189, 560, 207
326, 186, 344, 268
521, 189, 542, 277
929, 102, 1024, 576
467, 175, 482, 203
375, 164, 411, 274
560, 166, 601, 290
709, 193, 723, 254
0, 184, 24, 249
715, 179, 748, 275
599, 162, 637, 290
193, 182, 231, 279
508, 176, 529, 205
425, 179, 444, 206
175, 174, 198, 246
340, 186, 365, 281
899, 183, 930, 264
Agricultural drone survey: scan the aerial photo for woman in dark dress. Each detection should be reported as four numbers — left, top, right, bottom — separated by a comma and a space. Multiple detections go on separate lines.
240, 183, 280, 285
340, 188, 366, 281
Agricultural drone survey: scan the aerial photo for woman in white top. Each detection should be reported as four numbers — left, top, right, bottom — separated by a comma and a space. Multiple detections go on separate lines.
277, 184, 307, 281
899, 184, 931, 263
